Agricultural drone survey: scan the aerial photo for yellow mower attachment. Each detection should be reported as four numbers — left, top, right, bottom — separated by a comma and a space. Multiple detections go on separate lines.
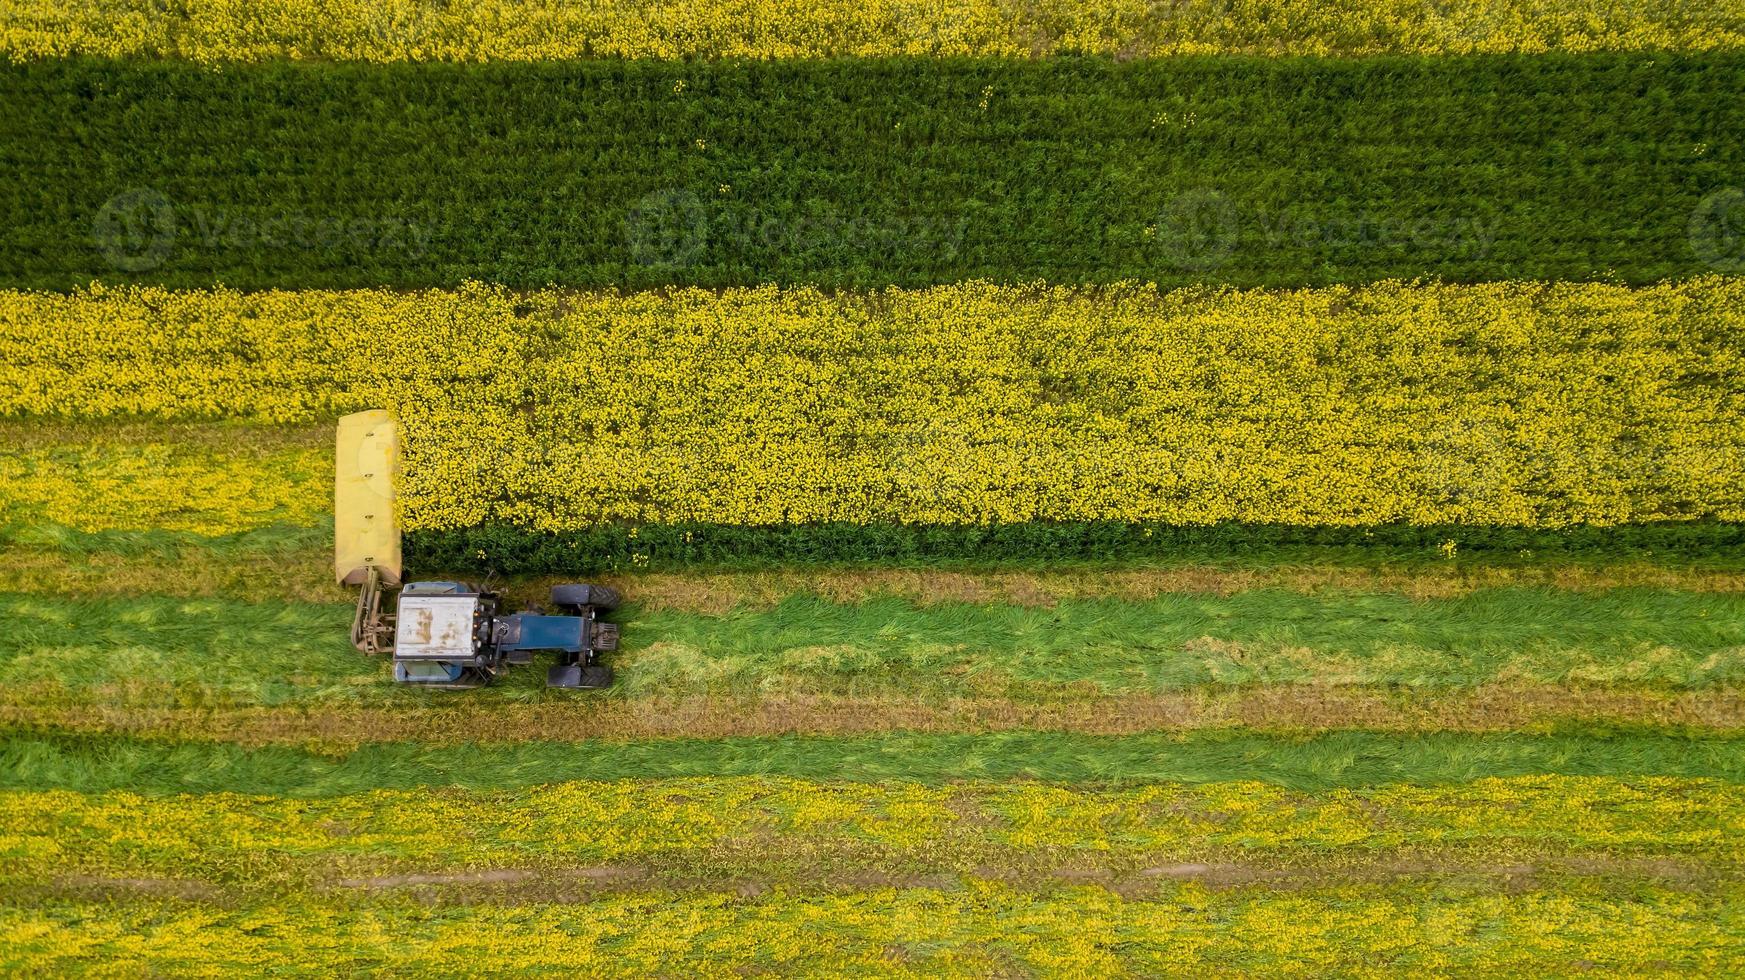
336, 410, 402, 654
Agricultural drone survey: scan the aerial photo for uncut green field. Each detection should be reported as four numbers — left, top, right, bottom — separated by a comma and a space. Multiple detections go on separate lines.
3, 1, 1744, 975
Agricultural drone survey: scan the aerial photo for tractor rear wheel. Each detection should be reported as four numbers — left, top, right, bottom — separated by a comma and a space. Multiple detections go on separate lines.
551, 583, 621, 611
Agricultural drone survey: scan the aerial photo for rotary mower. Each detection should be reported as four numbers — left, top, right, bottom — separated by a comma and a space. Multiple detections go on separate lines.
334, 410, 620, 689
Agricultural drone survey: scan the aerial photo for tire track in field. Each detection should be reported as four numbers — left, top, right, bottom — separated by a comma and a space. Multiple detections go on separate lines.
32, 855, 1741, 907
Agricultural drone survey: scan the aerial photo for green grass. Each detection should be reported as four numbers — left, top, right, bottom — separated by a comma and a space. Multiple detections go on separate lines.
0, 594, 357, 705
6, 54, 1742, 289
4, 730, 1741, 796
3, 588, 1740, 707
618, 590, 1745, 695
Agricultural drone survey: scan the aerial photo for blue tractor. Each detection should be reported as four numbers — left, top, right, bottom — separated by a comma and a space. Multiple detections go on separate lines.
336, 410, 621, 689
353, 574, 621, 689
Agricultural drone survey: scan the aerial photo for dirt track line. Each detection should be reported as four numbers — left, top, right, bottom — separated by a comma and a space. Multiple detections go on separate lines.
5, 684, 1742, 746
337, 869, 537, 888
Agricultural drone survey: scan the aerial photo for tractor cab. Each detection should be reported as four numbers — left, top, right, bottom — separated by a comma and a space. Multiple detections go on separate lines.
390, 580, 621, 689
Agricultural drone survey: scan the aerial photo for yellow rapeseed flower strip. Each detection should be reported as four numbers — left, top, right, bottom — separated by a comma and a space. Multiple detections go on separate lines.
1, 884, 1740, 973
2, 776, 1737, 885
0, 430, 328, 536
3, 0, 1742, 61
3, 279, 1742, 531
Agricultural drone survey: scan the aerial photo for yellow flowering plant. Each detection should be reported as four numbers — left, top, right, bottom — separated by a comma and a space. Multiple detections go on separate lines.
2, 776, 1736, 888
2, 0, 1740, 62
0, 433, 328, 536
2, 882, 1739, 974
3, 280, 1741, 532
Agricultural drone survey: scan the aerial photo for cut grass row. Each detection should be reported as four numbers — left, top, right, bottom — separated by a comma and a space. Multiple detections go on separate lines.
619, 590, 1745, 693
7, 56, 1742, 289
5, 590, 1739, 708
5, 883, 1742, 974
7, 731, 1742, 796
11, 686, 1744, 746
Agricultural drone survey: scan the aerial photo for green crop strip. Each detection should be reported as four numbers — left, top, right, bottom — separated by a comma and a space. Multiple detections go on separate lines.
8, 519, 1745, 608
4, 55, 1741, 290
5, 731, 1743, 796
4, 589, 1742, 709
408, 522, 1745, 576
408, 519, 1745, 571
50, 519, 1730, 576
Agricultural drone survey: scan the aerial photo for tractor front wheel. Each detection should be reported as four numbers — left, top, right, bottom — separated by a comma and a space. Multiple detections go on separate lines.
551, 583, 621, 611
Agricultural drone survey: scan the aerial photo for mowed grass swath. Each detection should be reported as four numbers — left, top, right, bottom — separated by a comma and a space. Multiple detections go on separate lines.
5, 0, 1744, 61
4, 280, 1741, 531
5, 588, 1744, 710
10, 731, 1745, 796
6, 55, 1743, 289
